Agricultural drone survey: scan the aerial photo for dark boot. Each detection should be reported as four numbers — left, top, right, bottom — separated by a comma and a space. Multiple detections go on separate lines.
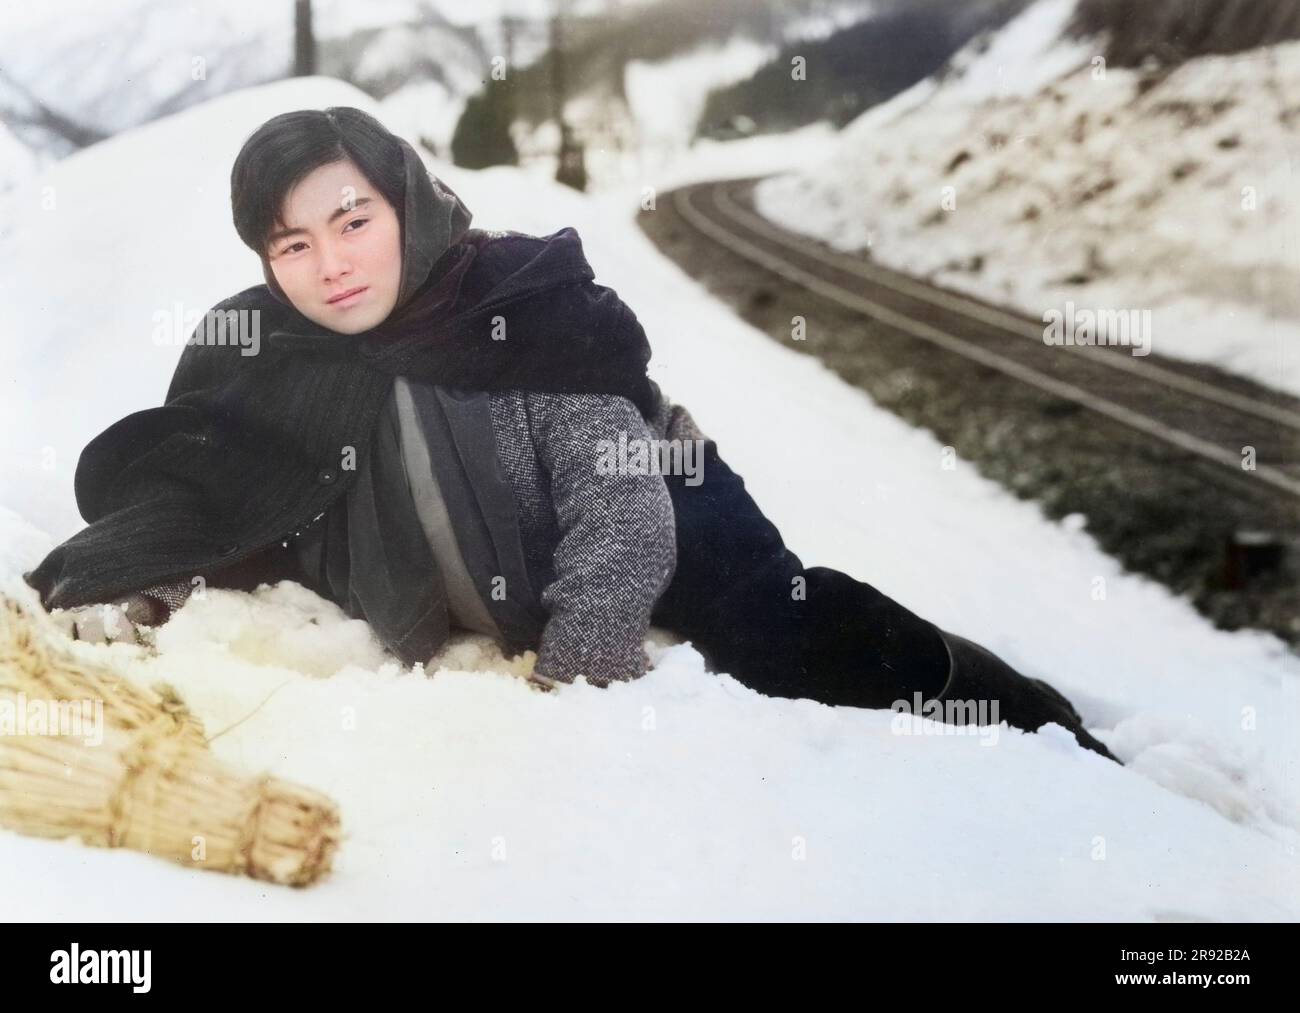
933, 629, 1122, 764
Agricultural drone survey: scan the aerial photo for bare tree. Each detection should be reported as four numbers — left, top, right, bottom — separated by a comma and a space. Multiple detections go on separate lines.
294, 0, 317, 77
0, 64, 107, 150
550, 0, 587, 191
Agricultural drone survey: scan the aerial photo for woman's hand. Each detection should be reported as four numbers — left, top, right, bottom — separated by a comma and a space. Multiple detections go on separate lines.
49, 593, 166, 645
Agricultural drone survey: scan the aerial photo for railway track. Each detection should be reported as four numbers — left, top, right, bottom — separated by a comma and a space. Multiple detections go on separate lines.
670, 177, 1300, 511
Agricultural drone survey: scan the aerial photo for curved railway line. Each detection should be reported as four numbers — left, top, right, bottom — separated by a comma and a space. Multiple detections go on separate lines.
671, 178, 1300, 504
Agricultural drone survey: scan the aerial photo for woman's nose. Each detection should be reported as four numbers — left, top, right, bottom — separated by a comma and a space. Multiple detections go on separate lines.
319, 243, 352, 282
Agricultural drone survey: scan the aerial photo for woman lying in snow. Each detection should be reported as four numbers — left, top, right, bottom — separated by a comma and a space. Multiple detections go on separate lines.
24, 107, 1119, 763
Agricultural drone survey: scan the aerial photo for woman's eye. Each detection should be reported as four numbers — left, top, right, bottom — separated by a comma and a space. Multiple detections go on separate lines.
343, 217, 369, 233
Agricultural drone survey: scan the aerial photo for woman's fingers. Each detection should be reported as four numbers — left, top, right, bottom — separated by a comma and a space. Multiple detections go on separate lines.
76, 606, 118, 644
50, 604, 138, 645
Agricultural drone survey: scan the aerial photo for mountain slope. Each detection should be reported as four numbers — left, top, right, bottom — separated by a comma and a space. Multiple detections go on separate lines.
755, 0, 1300, 396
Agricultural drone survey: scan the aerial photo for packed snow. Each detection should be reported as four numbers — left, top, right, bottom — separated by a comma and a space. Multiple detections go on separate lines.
623, 38, 779, 172
1, 77, 1297, 920
0, 123, 39, 208
755, 0, 1300, 398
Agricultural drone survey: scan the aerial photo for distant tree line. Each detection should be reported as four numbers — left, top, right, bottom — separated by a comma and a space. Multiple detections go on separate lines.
1070, 0, 1300, 67
697, 0, 1027, 138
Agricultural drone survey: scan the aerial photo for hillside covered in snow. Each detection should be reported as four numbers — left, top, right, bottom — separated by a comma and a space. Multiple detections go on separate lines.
755, 0, 1300, 397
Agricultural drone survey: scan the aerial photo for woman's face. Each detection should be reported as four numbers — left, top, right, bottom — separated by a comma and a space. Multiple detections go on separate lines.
266, 157, 402, 334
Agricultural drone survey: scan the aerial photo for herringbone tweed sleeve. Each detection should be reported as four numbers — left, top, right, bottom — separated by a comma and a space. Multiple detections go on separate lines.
525, 391, 678, 686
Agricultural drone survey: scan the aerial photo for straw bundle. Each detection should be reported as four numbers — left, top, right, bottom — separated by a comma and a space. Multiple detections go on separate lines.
0, 592, 341, 887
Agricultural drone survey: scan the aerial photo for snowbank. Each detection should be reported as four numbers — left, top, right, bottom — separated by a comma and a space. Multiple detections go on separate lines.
2, 76, 1297, 920
755, 0, 1300, 397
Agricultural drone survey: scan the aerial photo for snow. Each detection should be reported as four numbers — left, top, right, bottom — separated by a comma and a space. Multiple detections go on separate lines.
504, 35, 791, 191
0, 123, 40, 207
781, 1, 880, 45
2, 76, 1298, 920
936, 0, 1093, 104
353, 25, 481, 92
754, 0, 1300, 398
525, 11, 862, 190
623, 37, 779, 169
378, 80, 465, 161
1, 0, 295, 139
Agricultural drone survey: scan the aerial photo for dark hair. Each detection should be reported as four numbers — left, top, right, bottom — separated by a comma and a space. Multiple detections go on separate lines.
230, 106, 406, 254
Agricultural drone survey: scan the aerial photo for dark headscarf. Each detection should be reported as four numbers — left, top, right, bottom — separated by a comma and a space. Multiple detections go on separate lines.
261, 140, 661, 419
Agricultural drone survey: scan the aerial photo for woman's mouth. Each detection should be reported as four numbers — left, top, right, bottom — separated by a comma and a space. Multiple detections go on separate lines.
326, 286, 368, 307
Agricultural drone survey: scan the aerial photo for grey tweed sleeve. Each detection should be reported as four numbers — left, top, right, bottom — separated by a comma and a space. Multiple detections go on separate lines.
526, 391, 677, 687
